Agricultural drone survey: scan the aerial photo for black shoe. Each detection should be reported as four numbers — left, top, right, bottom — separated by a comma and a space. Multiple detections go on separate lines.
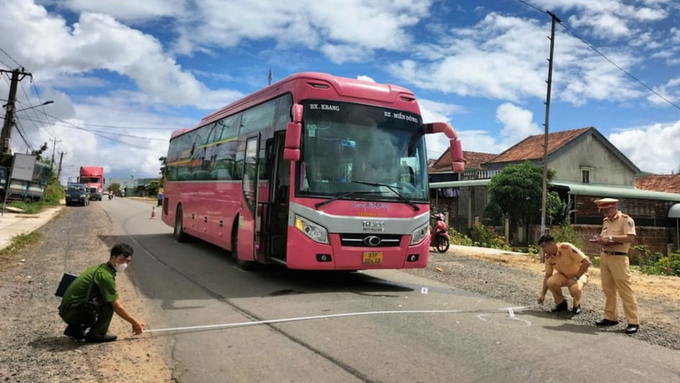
595, 319, 619, 327
63, 325, 85, 340
85, 334, 117, 343
571, 305, 582, 315
625, 324, 639, 334
550, 301, 568, 313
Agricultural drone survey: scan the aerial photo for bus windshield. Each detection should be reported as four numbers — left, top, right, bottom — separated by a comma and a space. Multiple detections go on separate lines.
297, 100, 428, 202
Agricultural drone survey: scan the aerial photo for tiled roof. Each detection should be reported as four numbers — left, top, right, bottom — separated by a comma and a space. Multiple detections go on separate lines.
430, 151, 497, 172
461, 151, 497, 170
487, 127, 592, 164
635, 174, 680, 193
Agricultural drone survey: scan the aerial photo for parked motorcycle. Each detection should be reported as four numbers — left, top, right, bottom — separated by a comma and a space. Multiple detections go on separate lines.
430, 213, 450, 253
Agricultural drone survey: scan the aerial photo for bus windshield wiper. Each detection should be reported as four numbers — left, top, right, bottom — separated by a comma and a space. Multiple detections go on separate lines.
315, 190, 382, 209
351, 181, 420, 211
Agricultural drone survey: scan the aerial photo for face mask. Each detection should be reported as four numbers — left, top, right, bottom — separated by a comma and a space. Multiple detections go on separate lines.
115, 262, 128, 273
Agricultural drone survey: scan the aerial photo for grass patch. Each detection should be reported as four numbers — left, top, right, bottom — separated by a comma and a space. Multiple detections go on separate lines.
0, 232, 41, 271
5, 201, 53, 214
0, 231, 41, 255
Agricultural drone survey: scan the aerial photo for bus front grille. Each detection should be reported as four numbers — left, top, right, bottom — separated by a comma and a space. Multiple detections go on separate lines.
339, 234, 402, 248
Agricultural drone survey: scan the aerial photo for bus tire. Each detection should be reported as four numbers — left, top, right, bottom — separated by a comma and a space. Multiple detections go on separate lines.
174, 205, 190, 243
231, 223, 254, 270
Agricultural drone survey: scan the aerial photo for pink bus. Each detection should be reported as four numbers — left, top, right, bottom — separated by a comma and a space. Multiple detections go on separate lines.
162, 72, 464, 270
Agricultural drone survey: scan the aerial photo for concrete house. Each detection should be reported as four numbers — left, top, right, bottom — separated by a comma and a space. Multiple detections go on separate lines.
430, 127, 680, 253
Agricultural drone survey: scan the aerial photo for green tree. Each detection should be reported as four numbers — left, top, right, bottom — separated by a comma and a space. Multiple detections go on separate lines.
108, 182, 121, 194
547, 191, 569, 225
147, 179, 162, 196
159, 156, 167, 179
487, 161, 556, 241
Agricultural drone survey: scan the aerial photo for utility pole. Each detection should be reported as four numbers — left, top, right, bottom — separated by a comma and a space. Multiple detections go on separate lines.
57, 152, 66, 182
50, 137, 62, 165
1, 68, 32, 156
540, 11, 561, 244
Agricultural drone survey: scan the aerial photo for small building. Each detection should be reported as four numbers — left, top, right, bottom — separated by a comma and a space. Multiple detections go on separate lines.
430, 127, 680, 253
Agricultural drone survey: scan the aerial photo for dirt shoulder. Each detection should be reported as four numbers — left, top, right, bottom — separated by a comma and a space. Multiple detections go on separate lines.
405, 245, 680, 351
0, 204, 173, 382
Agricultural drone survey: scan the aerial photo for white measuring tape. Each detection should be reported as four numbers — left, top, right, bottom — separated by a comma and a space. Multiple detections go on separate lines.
144, 305, 540, 334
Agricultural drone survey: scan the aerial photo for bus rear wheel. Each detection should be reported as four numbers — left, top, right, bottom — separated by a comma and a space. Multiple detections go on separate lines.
174, 205, 189, 242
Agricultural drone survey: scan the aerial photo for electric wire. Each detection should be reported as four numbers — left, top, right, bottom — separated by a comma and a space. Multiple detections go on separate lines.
0, 46, 22, 68
511, 0, 680, 112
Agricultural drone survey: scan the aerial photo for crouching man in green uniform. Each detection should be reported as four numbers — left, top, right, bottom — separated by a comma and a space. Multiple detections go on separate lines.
59, 243, 145, 342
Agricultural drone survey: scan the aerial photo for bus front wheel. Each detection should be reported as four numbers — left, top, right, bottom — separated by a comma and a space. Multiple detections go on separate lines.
231, 225, 254, 270
174, 205, 189, 242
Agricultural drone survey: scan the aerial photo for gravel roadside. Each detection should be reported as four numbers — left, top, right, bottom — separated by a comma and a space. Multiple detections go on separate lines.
0, 203, 173, 383
405, 247, 680, 351
1, 205, 678, 382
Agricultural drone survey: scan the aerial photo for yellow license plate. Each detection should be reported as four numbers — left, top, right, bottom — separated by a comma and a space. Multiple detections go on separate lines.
362, 252, 383, 264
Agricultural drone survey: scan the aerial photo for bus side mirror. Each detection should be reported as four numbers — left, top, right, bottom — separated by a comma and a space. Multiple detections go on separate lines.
291, 103, 303, 123
284, 122, 301, 161
425, 122, 465, 173
449, 139, 464, 173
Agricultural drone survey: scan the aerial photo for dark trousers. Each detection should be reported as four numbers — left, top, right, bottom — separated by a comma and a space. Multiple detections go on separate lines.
60, 302, 114, 337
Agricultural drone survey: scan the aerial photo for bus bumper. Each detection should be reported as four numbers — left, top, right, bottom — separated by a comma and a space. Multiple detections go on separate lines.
286, 229, 429, 270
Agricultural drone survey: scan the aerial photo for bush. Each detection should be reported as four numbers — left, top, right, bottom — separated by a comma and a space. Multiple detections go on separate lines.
42, 182, 65, 205
449, 228, 473, 246
638, 249, 680, 277
549, 222, 583, 249
468, 223, 510, 250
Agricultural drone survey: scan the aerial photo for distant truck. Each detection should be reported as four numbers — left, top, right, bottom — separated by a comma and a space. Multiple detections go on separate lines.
0, 161, 51, 203
78, 166, 104, 201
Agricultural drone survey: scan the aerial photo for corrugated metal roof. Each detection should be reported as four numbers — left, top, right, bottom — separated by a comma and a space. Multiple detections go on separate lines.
555, 181, 680, 201
430, 179, 680, 202
430, 179, 491, 188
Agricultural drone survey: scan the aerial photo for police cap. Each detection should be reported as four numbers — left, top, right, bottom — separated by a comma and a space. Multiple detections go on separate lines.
594, 198, 618, 209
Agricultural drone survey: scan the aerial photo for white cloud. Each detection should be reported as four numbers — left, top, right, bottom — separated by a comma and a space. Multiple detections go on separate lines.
648, 77, 680, 107
609, 120, 680, 174
173, 0, 433, 61
1, 1, 241, 109
46, 0, 187, 23
496, 103, 541, 145
388, 12, 642, 106
533, 0, 668, 38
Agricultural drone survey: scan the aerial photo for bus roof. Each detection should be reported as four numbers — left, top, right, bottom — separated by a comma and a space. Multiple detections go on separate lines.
178, 72, 419, 136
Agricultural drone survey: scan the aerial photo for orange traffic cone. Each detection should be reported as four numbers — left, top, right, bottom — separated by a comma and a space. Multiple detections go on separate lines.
150, 206, 157, 219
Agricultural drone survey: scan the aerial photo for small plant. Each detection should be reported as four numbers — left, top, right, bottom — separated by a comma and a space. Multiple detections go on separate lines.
550, 221, 583, 249
638, 249, 680, 277
468, 223, 510, 250
449, 228, 473, 246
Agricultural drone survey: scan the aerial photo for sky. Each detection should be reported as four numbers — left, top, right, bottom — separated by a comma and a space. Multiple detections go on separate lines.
1, 0, 679, 185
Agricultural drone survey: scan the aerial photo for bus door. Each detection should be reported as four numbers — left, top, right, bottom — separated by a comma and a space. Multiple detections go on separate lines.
238, 134, 261, 263
268, 133, 289, 263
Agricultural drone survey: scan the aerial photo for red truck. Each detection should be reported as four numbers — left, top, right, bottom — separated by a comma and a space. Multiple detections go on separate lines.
78, 166, 104, 201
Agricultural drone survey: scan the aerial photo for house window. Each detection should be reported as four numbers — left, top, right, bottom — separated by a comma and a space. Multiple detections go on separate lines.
582, 169, 590, 184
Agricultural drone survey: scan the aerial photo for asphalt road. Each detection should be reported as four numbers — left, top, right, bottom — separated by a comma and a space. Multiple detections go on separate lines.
101, 198, 680, 383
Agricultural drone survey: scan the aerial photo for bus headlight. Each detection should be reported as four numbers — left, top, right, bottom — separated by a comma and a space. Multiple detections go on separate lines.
410, 223, 429, 245
295, 215, 329, 244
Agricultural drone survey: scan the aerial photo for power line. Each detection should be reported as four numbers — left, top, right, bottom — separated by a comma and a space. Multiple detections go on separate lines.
14, 113, 169, 142
558, 23, 680, 111
511, 0, 680, 112
513, 0, 544, 14
0, 46, 22, 68
29, 83, 59, 137
14, 118, 33, 151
